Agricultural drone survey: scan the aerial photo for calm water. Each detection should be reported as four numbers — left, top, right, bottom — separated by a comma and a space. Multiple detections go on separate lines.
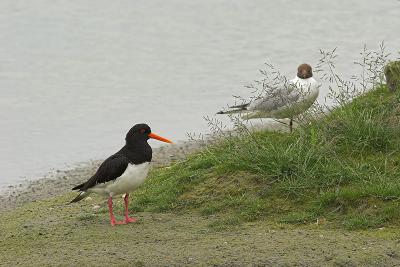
0, 0, 399, 188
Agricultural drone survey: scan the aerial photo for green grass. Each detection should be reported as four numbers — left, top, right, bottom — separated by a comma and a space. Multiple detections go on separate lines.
131, 85, 400, 230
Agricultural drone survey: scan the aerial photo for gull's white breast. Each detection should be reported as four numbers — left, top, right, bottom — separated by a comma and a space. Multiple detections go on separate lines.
88, 162, 150, 197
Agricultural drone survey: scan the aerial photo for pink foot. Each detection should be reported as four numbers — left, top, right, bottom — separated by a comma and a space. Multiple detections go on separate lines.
125, 217, 138, 223
122, 194, 138, 224
110, 217, 137, 226
111, 220, 127, 226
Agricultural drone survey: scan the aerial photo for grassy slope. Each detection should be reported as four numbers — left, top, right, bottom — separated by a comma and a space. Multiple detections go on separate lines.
131, 85, 400, 230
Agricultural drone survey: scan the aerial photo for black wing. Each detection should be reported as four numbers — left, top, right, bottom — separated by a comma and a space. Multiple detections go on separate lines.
72, 154, 130, 192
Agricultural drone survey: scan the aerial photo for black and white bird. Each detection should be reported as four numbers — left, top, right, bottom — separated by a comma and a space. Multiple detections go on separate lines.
70, 123, 172, 226
217, 64, 320, 131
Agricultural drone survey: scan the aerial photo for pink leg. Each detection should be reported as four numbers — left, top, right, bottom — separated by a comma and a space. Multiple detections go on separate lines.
107, 197, 125, 226
124, 193, 137, 223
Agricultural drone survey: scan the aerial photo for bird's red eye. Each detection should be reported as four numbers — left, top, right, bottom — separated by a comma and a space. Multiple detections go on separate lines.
140, 129, 146, 134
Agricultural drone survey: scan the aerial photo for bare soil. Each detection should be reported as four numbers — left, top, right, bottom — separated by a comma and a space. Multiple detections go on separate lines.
1, 193, 399, 266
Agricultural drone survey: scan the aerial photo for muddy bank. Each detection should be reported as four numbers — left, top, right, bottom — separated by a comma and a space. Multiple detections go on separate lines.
0, 140, 208, 211
1, 199, 399, 267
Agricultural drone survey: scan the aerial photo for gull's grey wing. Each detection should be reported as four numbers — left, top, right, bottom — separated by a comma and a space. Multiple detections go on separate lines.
249, 84, 302, 112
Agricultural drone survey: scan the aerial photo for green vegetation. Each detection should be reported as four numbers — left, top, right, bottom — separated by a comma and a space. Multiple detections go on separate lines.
384, 61, 400, 92
131, 85, 400, 230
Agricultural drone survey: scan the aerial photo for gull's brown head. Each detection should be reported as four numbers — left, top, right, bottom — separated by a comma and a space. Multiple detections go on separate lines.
297, 63, 313, 79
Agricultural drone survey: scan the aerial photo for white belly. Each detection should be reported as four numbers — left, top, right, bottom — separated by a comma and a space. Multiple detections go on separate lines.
88, 162, 150, 197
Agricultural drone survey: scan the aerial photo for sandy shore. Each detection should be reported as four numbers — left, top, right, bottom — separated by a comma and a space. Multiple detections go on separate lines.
0, 139, 208, 211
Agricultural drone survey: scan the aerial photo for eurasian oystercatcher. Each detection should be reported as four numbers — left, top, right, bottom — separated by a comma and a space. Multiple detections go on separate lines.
70, 123, 172, 226
217, 64, 320, 132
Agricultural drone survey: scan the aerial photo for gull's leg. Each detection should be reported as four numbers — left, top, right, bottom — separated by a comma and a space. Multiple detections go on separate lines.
273, 119, 289, 126
123, 193, 137, 223
272, 118, 293, 132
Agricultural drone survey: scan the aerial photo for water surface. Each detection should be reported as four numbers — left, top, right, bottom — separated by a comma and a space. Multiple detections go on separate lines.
0, 0, 399, 187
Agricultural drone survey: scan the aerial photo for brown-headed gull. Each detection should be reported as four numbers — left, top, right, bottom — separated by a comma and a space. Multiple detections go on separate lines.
217, 64, 320, 131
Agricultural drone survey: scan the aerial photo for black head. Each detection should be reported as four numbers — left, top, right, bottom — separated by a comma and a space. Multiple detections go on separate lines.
297, 63, 313, 79
125, 123, 172, 145
125, 123, 151, 144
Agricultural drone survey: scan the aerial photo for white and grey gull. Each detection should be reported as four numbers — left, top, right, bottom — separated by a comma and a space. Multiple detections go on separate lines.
217, 63, 320, 131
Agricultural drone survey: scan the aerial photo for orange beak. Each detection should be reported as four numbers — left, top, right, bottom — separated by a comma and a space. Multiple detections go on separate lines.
148, 132, 173, 144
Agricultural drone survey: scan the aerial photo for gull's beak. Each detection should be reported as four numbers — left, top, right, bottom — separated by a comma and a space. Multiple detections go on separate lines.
148, 132, 173, 144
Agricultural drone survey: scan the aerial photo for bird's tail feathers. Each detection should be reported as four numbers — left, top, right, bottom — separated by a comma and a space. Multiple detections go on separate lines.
69, 191, 89, 204
217, 103, 250, 115
72, 182, 85, 191
229, 103, 250, 109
